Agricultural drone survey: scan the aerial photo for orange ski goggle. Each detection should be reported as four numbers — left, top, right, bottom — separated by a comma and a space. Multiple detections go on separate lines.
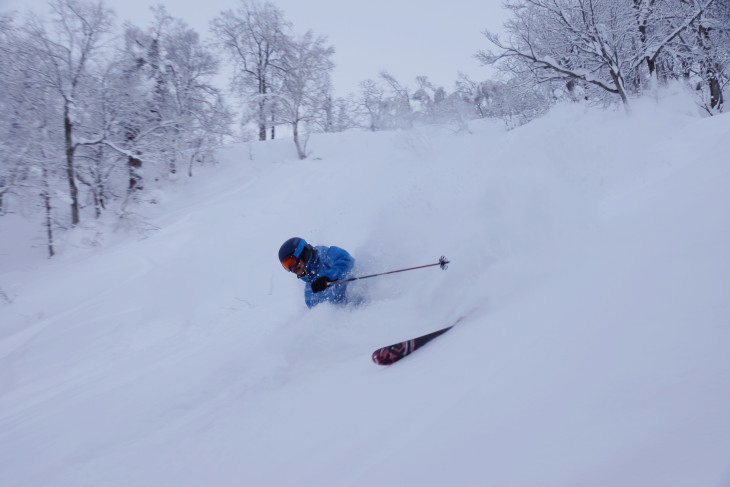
281, 255, 298, 272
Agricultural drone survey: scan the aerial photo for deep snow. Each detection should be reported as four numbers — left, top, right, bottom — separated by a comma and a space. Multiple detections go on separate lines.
1, 92, 729, 487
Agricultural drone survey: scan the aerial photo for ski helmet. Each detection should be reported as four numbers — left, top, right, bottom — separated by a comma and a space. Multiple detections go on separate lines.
278, 237, 313, 272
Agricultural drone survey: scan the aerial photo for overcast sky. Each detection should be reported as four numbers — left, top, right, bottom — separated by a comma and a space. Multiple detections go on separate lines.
1, 0, 508, 96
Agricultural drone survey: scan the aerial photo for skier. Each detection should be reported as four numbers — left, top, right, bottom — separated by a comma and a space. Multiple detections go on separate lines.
278, 237, 356, 308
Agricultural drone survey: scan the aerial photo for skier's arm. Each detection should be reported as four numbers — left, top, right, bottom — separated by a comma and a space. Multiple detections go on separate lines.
325, 247, 354, 280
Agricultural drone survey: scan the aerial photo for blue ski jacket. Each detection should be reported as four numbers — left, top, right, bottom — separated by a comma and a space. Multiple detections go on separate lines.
300, 245, 355, 308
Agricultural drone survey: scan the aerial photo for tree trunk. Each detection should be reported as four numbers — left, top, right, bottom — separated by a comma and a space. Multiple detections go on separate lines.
636, 15, 655, 78
292, 121, 305, 159
93, 189, 103, 219
708, 71, 723, 111
609, 70, 630, 106
258, 77, 267, 141
42, 167, 55, 258
699, 23, 724, 113
64, 105, 80, 226
258, 111, 266, 141
128, 156, 143, 192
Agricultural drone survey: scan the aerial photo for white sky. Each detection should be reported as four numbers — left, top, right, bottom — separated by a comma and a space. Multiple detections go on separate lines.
1, 0, 508, 95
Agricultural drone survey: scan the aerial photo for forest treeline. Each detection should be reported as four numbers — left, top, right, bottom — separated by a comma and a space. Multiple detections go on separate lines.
0, 0, 726, 257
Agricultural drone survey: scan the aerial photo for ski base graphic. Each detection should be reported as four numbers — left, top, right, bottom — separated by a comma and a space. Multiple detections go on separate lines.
371, 317, 463, 366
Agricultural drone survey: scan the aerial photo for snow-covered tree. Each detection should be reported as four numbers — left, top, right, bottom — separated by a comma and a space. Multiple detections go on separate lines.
691, 1, 727, 113
357, 79, 387, 132
380, 71, 413, 129
18, 0, 115, 225
0, 13, 21, 214
109, 7, 231, 195
629, 0, 718, 95
479, 0, 721, 109
479, 0, 639, 106
329, 95, 360, 133
411, 76, 449, 124
275, 30, 334, 159
211, 0, 291, 141
1, 2, 233, 255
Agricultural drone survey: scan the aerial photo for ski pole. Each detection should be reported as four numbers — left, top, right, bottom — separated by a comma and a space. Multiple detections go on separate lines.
329, 256, 450, 286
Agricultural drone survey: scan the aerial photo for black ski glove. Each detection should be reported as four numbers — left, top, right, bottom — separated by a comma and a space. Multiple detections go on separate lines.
311, 276, 331, 293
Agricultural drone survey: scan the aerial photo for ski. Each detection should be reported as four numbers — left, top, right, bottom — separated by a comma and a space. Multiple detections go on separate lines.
371, 317, 464, 366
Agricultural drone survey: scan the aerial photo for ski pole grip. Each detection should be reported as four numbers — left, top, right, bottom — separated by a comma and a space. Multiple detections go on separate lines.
439, 256, 450, 270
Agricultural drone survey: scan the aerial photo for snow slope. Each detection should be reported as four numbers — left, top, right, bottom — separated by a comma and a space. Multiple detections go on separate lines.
1, 93, 729, 487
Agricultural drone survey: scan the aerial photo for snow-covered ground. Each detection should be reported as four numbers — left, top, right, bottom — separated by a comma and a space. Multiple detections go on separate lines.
1, 92, 729, 487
